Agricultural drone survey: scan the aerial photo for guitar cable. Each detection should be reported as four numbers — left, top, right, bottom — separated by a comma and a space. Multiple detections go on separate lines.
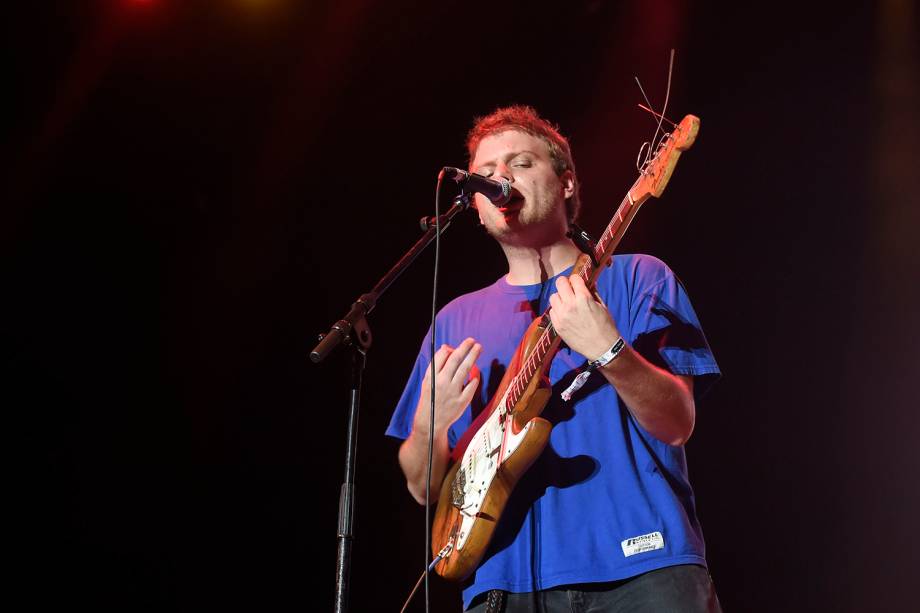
397, 173, 446, 613
399, 551, 451, 613
401, 178, 485, 613
422, 169, 443, 613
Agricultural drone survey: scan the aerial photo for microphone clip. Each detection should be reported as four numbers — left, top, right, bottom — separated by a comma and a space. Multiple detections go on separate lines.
419, 193, 472, 231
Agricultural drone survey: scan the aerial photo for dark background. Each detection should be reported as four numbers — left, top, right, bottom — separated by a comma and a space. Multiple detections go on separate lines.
5, 1, 919, 611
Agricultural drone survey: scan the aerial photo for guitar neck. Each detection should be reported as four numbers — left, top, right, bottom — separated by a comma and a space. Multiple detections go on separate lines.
588, 179, 648, 281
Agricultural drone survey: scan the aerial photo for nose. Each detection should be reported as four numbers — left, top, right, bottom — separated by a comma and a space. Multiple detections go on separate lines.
493, 161, 514, 183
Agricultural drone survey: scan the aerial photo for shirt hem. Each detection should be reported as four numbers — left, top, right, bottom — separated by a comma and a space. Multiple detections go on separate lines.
462, 554, 707, 610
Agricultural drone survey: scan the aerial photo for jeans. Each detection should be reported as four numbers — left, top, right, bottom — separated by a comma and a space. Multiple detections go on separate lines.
466, 564, 722, 613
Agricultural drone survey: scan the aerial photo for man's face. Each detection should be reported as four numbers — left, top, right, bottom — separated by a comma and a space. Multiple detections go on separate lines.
470, 130, 574, 249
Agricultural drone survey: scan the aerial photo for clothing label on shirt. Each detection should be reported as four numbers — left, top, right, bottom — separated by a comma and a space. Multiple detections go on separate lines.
620, 531, 665, 557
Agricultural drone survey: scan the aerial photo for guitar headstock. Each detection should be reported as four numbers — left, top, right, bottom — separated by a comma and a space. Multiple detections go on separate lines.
631, 114, 700, 201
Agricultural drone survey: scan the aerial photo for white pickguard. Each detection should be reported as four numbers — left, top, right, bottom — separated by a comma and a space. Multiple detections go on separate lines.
452, 393, 534, 551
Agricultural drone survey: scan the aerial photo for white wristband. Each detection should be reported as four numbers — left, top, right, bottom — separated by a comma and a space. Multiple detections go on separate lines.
588, 337, 626, 370
560, 337, 626, 402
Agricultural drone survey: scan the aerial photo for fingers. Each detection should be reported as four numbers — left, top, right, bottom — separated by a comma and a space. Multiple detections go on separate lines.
439, 337, 479, 381
469, 362, 481, 385
416, 339, 482, 433
555, 275, 595, 305
422, 343, 454, 385
568, 275, 594, 299
549, 291, 560, 311
431, 343, 454, 373
459, 374, 480, 406
424, 338, 481, 385
452, 341, 482, 387
554, 275, 575, 301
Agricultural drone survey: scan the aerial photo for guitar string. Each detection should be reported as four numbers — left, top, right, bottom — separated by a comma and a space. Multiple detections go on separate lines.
634, 49, 676, 172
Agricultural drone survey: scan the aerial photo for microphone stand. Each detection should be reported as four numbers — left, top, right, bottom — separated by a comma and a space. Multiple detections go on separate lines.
312, 192, 472, 613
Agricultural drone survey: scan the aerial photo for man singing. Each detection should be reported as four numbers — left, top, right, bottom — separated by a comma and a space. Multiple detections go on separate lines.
386, 106, 722, 612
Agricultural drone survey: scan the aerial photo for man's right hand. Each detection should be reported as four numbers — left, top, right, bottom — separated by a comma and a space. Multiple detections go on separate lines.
399, 337, 481, 505
411, 337, 482, 438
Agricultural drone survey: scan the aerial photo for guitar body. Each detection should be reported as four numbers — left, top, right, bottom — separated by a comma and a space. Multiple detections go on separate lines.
431, 315, 557, 581
431, 419, 552, 580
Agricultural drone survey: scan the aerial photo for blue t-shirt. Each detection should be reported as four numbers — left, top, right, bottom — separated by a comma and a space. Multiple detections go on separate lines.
386, 254, 720, 610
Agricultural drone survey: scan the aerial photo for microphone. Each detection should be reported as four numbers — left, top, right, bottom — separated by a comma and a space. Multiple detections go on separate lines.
440, 167, 512, 206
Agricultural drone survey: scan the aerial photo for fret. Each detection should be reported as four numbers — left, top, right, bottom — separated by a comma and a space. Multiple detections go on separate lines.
505, 326, 555, 414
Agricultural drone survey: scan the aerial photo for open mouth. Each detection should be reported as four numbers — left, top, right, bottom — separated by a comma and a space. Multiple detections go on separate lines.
498, 194, 525, 213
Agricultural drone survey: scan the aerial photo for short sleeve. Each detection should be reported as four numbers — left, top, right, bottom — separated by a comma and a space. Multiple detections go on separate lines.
385, 330, 433, 440
625, 256, 721, 399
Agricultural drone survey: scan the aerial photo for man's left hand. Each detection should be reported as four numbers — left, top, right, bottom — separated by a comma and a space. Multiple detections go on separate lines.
548, 275, 621, 361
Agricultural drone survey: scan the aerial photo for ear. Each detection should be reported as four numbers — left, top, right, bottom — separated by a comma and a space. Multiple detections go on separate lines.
561, 170, 575, 199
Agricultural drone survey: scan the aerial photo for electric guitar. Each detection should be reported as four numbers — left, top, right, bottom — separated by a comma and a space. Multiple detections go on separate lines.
430, 114, 701, 581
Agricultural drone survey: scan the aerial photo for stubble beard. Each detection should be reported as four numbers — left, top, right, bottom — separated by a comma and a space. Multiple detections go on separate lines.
484, 196, 569, 249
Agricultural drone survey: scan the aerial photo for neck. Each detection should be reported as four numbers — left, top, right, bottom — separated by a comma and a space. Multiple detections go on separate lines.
499, 238, 581, 285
